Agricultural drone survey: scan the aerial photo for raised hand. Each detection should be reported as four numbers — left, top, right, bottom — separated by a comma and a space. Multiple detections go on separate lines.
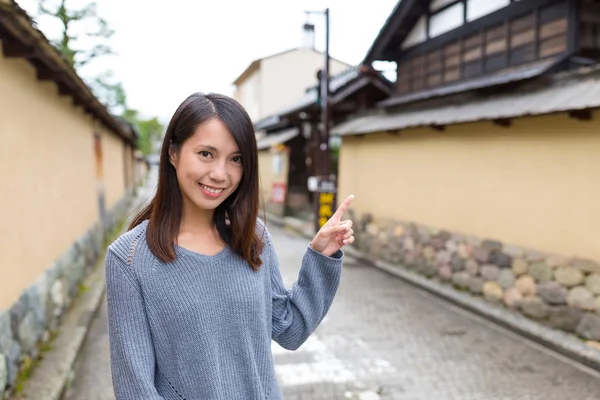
310, 195, 355, 257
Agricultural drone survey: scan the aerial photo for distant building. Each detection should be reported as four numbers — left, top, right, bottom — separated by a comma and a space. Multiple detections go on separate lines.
232, 23, 351, 122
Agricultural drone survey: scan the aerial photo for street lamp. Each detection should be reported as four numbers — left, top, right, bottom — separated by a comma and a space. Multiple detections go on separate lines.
305, 8, 336, 233
305, 8, 330, 180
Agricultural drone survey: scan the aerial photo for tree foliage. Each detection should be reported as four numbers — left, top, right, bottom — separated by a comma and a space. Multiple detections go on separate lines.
38, 0, 114, 68
36, 0, 163, 154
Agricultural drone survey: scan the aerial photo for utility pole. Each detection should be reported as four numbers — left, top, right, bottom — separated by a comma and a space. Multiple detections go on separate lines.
321, 8, 331, 180
305, 8, 336, 233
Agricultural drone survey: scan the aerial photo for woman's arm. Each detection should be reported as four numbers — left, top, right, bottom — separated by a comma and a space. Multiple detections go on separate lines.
105, 247, 164, 400
267, 228, 343, 351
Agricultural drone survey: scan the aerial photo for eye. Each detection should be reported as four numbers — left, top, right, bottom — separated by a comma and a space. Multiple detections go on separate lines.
232, 155, 242, 164
199, 150, 212, 158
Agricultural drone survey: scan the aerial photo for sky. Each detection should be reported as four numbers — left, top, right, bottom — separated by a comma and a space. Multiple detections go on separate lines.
17, 0, 399, 122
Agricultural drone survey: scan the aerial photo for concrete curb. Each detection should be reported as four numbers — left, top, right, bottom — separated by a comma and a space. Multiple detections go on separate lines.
18, 261, 107, 400
17, 187, 152, 400
265, 212, 600, 372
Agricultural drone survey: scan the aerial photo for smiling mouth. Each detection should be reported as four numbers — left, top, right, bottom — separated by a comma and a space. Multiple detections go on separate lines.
199, 183, 225, 194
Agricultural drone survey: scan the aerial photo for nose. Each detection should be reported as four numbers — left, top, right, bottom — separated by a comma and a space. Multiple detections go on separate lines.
208, 161, 227, 183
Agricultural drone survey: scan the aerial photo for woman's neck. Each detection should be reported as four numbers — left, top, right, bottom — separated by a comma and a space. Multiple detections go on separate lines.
179, 199, 215, 235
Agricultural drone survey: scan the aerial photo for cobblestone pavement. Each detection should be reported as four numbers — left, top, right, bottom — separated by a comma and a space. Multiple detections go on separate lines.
270, 228, 600, 400
64, 224, 600, 400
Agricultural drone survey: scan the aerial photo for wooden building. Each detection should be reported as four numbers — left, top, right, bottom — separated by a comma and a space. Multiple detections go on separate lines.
255, 65, 392, 218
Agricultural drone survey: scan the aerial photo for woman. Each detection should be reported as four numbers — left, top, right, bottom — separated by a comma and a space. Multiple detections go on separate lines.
105, 92, 354, 399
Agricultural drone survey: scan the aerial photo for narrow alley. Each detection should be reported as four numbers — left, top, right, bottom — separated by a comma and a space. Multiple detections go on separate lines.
64, 215, 600, 400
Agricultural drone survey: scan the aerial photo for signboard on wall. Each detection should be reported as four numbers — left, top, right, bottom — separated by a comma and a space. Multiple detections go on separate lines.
270, 182, 287, 204
315, 178, 337, 232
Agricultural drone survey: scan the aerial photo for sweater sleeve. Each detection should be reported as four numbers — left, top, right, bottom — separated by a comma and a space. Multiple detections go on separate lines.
267, 227, 343, 350
105, 247, 164, 400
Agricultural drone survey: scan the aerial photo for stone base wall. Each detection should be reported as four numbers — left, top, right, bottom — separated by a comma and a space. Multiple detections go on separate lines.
351, 211, 600, 345
0, 192, 133, 395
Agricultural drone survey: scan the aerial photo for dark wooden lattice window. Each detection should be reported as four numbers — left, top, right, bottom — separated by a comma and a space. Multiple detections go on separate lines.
538, 2, 568, 58
510, 12, 536, 65
397, 60, 412, 94
484, 23, 507, 72
443, 41, 461, 82
426, 49, 443, 87
462, 31, 482, 78
411, 54, 426, 92
580, 1, 600, 51
393, 0, 574, 98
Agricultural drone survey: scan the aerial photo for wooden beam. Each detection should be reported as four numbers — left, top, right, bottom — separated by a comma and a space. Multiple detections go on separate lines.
567, 0, 580, 54
58, 81, 72, 96
2, 40, 36, 58
73, 95, 86, 107
493, 118, 512, 127
569, 109, 592, 121
37, 68, 59, 81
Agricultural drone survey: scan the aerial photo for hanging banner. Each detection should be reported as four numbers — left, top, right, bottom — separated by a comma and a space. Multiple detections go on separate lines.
315, 178, 337, 232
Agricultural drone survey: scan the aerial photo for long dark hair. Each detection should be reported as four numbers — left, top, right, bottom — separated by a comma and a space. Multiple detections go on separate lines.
129, 93, 265, 270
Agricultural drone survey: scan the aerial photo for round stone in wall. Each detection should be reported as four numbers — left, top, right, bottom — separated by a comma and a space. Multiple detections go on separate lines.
529, 263, 553, 283
512, 258, 529, 276
554, 266, 584, 287
465, 259, 479, 276
536, 282, 568, 305
567, 287, 596, 311
489, 251, 512, 268
497, 270, 515, 289
480, 264, 500, 281
547, 306, 583, 332
546, 255, 568, 268
458, 243, 473, 259
503, 288, 523, 309
450, 255, 465, 272
520, 297, 549, 320
422, 246, 436, 261
585, 274, 600, 295
438, 265, 452, 281
515, 275, 537, 297
468, 277, 484, 294
483, 281, 503, 302
575, 313, 600, 340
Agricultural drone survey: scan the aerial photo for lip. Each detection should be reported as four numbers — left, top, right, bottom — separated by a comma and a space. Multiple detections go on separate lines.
198, 183, 226, 199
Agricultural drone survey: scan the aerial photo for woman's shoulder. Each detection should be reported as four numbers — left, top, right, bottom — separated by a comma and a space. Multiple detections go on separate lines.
107, 219, 149, 264
255, 217, 271, 242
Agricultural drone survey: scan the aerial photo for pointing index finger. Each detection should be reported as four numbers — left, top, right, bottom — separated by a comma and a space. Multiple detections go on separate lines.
333, 194, 354, 219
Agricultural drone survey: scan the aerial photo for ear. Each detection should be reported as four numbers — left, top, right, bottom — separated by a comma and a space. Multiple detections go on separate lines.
168, 148, 177, 168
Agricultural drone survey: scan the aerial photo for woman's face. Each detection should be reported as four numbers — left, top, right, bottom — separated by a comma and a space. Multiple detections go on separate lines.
170, 118, 243, 214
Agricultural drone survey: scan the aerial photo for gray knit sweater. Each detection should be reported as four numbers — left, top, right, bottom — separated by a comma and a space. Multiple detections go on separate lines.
105, 219, 343, 399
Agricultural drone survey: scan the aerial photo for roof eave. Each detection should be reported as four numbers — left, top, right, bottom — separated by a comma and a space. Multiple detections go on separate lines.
0, 1, 134, 144
232, 60, 260, 86
362, 0, 422, 65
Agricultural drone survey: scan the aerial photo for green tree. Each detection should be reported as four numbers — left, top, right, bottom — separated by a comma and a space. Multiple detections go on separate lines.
90, 70, 127, 115
38, 0, 114, 68
122, 109, 164, 155
36, 0, 164, 154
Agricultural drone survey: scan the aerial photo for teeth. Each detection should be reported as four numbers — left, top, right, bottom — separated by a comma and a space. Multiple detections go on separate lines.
200, 184, 224, 194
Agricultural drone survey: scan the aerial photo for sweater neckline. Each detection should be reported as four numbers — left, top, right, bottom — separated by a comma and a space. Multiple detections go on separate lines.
174, 243, 231, 262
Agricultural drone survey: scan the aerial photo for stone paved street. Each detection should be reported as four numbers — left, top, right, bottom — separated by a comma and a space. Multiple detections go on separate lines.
64, 223, 600, 400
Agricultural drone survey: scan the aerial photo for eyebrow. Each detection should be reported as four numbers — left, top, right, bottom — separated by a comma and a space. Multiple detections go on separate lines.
197, 144, 241, 155
198, 144, 218, 152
